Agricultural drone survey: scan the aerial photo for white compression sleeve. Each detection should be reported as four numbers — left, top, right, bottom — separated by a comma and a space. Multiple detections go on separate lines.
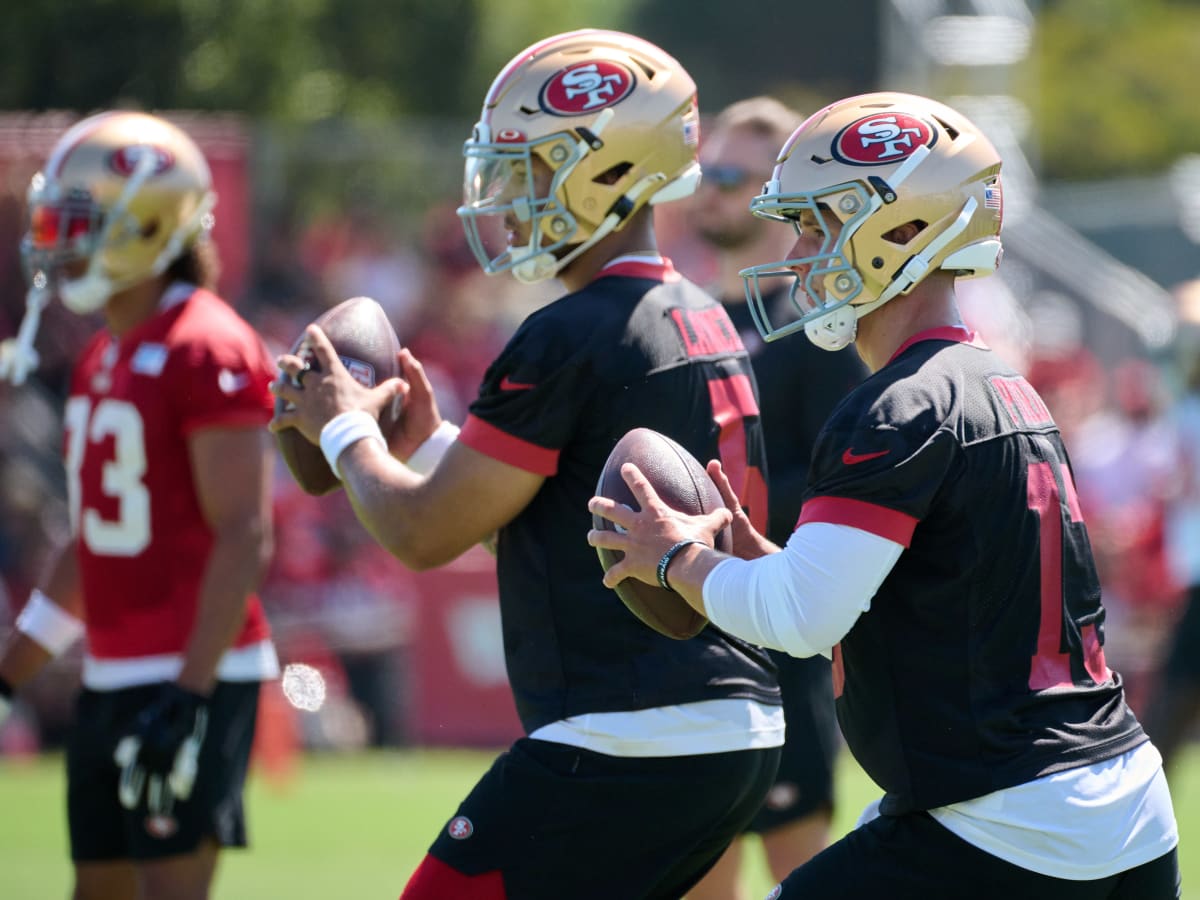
405, 420, 460, 476
702, 523, 903, 658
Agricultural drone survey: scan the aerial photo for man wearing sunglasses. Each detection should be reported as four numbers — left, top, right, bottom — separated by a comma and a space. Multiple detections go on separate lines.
686, 96, 867, 900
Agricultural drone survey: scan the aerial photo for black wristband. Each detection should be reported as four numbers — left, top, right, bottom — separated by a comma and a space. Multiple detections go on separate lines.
0, 673, 14, 700
656, 539, 707, 592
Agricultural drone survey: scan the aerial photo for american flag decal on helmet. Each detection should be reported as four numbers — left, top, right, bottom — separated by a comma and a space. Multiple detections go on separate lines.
682, 102, 700, 146
984, 182, 1003, 210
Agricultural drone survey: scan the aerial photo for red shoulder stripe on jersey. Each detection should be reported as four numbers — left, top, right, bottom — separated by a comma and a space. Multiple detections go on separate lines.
887, 326, 988, 365
596, 257, 681, 283
400, 854, 507, 900
797, 496, 917, 547
460, 414, 559, 476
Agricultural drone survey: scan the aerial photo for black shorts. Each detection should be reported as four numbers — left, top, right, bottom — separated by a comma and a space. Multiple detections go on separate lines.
746, 651, 837, 833
421, 737, 781, 900
773, 809, 1181, 900
67, 680, 260, 862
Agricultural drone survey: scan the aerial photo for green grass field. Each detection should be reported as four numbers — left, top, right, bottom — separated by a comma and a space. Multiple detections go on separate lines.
1, 745, 1195, 899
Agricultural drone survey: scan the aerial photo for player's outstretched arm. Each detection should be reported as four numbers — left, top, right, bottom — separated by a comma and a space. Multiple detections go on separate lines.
272, 327, 541, 570
340, 435, 543, 570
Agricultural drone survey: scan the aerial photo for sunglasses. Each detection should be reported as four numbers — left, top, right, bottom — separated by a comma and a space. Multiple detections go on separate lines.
702, 163, 753, 192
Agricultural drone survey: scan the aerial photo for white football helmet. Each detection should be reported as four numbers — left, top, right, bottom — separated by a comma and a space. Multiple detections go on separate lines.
22, 110, 216, 315
457, 29, 701, 283
740, 92, 1004, 350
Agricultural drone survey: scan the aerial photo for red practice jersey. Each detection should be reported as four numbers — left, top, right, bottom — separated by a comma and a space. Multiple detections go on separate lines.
65, 285, 274, 659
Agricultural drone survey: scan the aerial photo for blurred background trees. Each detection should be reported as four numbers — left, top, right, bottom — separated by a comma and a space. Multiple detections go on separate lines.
0, 0, 1195, 179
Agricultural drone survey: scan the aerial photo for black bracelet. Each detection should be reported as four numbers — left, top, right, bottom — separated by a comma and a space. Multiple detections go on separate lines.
656, 539, 707, 592
0, 673, 13, 700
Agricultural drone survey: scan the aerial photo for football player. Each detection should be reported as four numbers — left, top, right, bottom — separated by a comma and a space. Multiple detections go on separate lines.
588, 92, 1181, 899
270, 30, 783, 899
0, 111, 278, 900
685, 96, 867, 900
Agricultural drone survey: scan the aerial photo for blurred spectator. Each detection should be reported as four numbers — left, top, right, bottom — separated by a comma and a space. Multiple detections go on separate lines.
305, 206, 429, 337
1142, 284, 1200, 773
958, 274, 1033, 374
1070, 357, 1184, 716
1024, 292, 1106, 444
244, 215, 324, 318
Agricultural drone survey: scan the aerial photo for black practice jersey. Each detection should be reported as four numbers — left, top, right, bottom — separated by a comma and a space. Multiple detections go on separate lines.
460, 257, 780, 734
797, 326, 1145, 814
723, 292, 867, 546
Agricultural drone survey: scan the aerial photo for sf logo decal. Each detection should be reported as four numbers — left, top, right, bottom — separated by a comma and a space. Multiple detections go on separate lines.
541, 61, 636, 115
833, 113, 936, 165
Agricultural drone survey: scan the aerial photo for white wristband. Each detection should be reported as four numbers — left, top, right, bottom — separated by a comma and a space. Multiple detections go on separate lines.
319, 410, 387, 480
405, 420, 461, 476
16, 589, 85, 657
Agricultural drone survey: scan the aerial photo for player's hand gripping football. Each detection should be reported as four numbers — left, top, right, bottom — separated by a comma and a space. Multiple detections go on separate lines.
270, 324, 404, 445
387, 347, 446, 462
588, 463, 732, 590
706, 460, 777, 560
113, 683, 209, 814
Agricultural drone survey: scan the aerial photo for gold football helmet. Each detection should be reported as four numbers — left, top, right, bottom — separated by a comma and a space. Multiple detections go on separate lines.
22, 110, 216, 314
740, 92, 1003, 350
458, 29, 701, 283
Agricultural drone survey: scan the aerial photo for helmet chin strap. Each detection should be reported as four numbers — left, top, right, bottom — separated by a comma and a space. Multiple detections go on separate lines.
511, 173, 667, 284
513, 108, 678, 284
867, 195, 980, 313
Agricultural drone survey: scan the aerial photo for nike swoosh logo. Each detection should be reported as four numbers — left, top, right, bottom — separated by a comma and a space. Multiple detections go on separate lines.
841, 448, 890, 465
499, 375, 536, 391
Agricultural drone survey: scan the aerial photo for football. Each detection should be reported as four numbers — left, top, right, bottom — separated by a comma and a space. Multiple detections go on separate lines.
593, 427, 731, 639
274, 296, 403, 495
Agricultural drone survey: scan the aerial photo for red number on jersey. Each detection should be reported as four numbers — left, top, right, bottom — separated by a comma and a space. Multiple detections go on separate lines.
707, 373, 767, 532
1027, 459, 1110, 690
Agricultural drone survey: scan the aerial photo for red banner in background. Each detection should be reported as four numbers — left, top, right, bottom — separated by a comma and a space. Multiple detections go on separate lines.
406, 546, 522, 747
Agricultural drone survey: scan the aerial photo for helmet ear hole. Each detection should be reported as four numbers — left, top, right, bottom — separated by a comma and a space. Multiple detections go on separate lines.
141, 220, 160, 239
883, 220, 927, 245
593, 162, 632, 186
